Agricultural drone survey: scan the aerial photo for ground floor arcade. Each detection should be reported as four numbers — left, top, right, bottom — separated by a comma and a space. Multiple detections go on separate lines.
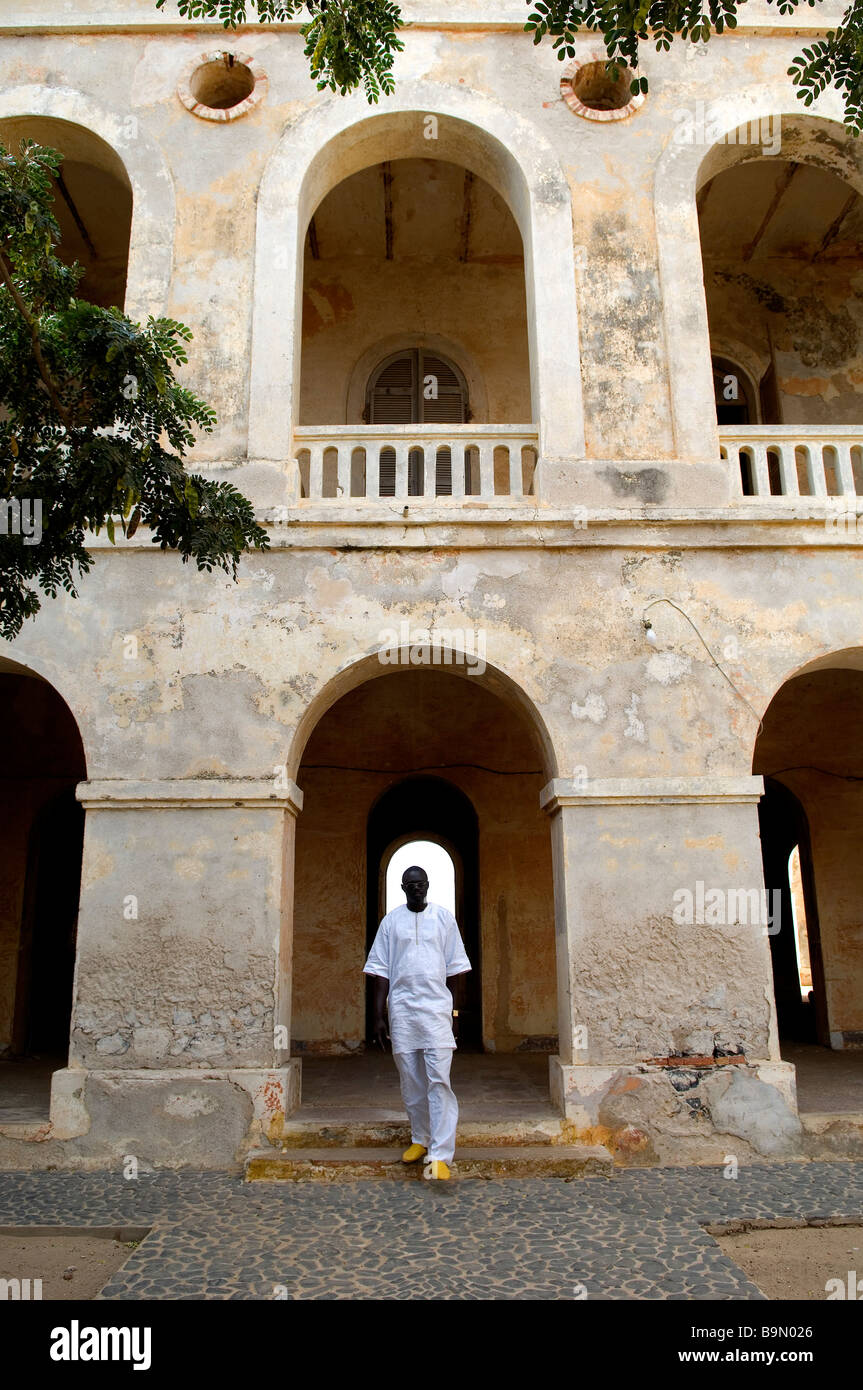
1, 640, 862, 1168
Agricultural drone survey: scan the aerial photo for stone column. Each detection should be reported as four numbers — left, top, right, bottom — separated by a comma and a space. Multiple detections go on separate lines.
50, 778, 303, 1164
541, 775, 800, 1161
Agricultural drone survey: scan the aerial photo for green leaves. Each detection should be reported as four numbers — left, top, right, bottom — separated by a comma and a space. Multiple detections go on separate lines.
152, 0, 863, 127
156, 0, 404, 102
524, 0, 863, 134
0, 140, 269, 640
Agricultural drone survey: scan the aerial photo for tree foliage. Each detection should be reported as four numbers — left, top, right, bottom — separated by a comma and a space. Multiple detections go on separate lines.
161, 0, 863, 131
0, 141, 268, 641
155, 0, 405, 101
526, 0, 863, 133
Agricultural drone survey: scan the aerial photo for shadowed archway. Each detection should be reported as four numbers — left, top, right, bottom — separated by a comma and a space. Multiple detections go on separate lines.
366, 775, 481, 1049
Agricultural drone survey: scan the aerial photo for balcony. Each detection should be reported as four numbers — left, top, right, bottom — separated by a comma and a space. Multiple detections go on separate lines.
720, 426, 863, 500
292, 425, 538, 504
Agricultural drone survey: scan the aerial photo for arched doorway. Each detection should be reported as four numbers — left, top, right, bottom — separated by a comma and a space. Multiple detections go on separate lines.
0, 661, 86, 1117
754, 653, 863, 1109
366, 777, 481, 1049
384, 839, 456, 915
289, 663, 557, 1100
757, 777, 826, 1046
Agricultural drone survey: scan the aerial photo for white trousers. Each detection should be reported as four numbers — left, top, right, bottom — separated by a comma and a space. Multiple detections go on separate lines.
393, 1049, 458, 1164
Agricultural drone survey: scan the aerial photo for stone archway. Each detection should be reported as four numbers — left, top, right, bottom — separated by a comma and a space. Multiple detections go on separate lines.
287, 661, 559, 1101
754, 649, 863, 1059
366, 776, 481, 1048
654, 84, 856, 472
250, 81, 584, 464
0, 85, 174, 322
0, 659, 86, 1118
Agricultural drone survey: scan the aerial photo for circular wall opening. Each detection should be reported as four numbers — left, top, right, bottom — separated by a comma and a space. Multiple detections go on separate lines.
191, 57, 254, 110
572, 61, 631, 111
560, 56, 644, 123
178, 51, 267, 122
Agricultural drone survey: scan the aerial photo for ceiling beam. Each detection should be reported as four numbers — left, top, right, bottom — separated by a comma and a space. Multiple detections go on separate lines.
811, 190, 858, 262
382, 161, 393, 260
742, 162, 799, 262
458, 170, 475, 262
55, 170, 98, 260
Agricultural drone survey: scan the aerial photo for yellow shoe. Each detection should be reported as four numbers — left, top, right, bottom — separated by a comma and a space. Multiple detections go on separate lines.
401, 1143, 427, 1164
423, 1159, 450, 1180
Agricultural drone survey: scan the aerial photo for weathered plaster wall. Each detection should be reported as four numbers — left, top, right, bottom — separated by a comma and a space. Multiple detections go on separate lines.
704, 257, 863, 425
556, 797, 775, 1063
11, 539, 858, 790
0, 546, 841, 776
70, 804, 287, 1070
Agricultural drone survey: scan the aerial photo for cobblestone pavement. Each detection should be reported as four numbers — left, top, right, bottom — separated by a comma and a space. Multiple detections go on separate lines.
1, 1163, 862, 1299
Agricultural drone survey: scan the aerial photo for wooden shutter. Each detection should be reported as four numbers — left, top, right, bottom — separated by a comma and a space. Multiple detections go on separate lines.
366, 349, 469, 497
377, 446, 423, 497
420, 354, 467, 424
368, 352, 415, 424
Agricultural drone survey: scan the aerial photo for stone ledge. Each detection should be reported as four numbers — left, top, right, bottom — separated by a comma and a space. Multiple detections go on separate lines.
76, 778, 303, 813
244, 1144, 614, 1181
0, 0, 847, 33
540, 775, 764, 810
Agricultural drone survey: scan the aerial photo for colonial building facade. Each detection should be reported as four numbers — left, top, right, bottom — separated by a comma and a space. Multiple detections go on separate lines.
1, 0, 862, 1168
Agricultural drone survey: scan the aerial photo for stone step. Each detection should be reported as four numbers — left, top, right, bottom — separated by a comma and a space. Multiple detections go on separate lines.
274, 1109, 574, 1149
244, 1144, 613, 1182
800, 1111, 863, 1159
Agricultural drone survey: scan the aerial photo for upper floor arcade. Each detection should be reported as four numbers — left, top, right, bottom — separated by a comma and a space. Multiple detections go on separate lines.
1, 6, 862, 522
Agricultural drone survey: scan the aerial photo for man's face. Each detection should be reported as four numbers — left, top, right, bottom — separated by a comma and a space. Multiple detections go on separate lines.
401, 869, 429, 911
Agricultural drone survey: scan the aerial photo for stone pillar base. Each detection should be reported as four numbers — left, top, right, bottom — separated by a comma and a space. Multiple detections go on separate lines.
549, 1056, 802, 1164
46, 1063, 302, 1164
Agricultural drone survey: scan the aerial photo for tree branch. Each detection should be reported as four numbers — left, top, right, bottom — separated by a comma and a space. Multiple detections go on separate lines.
0, 247, 72, 431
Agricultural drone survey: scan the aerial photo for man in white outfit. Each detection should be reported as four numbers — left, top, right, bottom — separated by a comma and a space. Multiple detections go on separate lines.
364, 864, 472, 1180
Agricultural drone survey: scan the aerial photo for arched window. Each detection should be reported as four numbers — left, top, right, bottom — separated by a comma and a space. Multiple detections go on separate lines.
365, 348, 470, 425
366, 348, 471, 497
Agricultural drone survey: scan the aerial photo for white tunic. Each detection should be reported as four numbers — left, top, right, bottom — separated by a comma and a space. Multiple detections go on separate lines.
363, 902, 472, 1052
